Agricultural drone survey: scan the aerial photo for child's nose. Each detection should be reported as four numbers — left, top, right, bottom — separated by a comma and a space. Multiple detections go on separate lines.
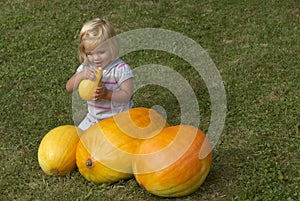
94, 53, 102, 59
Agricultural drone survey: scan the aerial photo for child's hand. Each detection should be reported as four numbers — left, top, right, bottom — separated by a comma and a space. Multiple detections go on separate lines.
93, 86, 109, 100
80, 67, 97, 81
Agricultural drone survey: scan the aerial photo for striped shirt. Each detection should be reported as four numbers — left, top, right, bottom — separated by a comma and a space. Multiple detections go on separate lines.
77, 58, 134, 120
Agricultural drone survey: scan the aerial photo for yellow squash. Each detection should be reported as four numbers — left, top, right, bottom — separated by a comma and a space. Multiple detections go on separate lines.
78, 67, 102, 101
132, 125, 213, 197
38, 125, 82, 176
76, 107, 169, 183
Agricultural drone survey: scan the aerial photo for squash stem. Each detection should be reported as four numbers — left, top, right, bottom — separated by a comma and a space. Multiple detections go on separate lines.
86, 158, 94, 169
51, 169, 59, 175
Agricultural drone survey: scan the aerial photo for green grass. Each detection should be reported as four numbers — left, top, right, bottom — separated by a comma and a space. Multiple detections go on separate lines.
1, 0, 299, 200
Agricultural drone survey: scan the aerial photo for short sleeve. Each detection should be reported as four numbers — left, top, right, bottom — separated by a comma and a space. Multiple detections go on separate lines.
76, 65, 84, 73
116, 63, 134, 85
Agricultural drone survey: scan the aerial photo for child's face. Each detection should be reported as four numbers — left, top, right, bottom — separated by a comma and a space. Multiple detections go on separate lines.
85, 43, 112, 69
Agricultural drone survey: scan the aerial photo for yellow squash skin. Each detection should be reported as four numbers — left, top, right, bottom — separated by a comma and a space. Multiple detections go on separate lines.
76, 107, 169, 183
132, 125, 213, 197
78, 67, 102, 101
38, 125, 82, 176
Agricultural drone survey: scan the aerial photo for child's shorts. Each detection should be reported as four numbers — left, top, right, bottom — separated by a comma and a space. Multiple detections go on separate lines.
78, 113, 99, 131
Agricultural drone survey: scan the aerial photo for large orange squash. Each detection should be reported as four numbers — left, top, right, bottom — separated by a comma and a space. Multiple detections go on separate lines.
76, 107, 169, 183
38, 125, 82, 176
132, 125, 212, 197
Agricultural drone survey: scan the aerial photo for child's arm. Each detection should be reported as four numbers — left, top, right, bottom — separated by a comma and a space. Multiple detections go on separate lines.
93, 78, 133, 102
66, 68, 97, 93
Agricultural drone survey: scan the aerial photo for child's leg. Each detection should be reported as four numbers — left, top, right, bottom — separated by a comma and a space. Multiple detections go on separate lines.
78, 114, 98, 131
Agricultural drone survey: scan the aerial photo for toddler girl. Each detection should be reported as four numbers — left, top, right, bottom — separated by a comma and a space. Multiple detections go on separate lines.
66, 18, 133, 131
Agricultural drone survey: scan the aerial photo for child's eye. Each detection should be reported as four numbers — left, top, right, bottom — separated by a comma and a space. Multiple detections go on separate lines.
86, 49, 106, 56
97, 50, 106, 54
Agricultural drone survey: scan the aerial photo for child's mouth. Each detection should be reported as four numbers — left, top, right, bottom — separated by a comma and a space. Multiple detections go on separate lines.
94, 62, 102, 67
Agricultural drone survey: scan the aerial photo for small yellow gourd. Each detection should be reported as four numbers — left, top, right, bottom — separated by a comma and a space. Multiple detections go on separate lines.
78, 67, 102, 101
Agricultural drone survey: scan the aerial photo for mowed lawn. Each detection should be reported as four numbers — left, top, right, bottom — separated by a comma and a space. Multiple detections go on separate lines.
1, 0, 299, 200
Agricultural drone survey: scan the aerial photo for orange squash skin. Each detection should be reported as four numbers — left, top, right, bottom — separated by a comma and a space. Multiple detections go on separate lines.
133, 125, 213, 197
76, 136, 132, 183
76, 107, 169, 183
38, 125, 82, 176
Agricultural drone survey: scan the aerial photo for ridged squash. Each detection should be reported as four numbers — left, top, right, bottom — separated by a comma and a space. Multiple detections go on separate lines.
78, 67, 102, 101
38, 125, 82, 176
132, 125, 213, 197
76, 107, 169, 183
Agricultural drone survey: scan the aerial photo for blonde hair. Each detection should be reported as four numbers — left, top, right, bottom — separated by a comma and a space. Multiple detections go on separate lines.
78, 18, 119, 64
